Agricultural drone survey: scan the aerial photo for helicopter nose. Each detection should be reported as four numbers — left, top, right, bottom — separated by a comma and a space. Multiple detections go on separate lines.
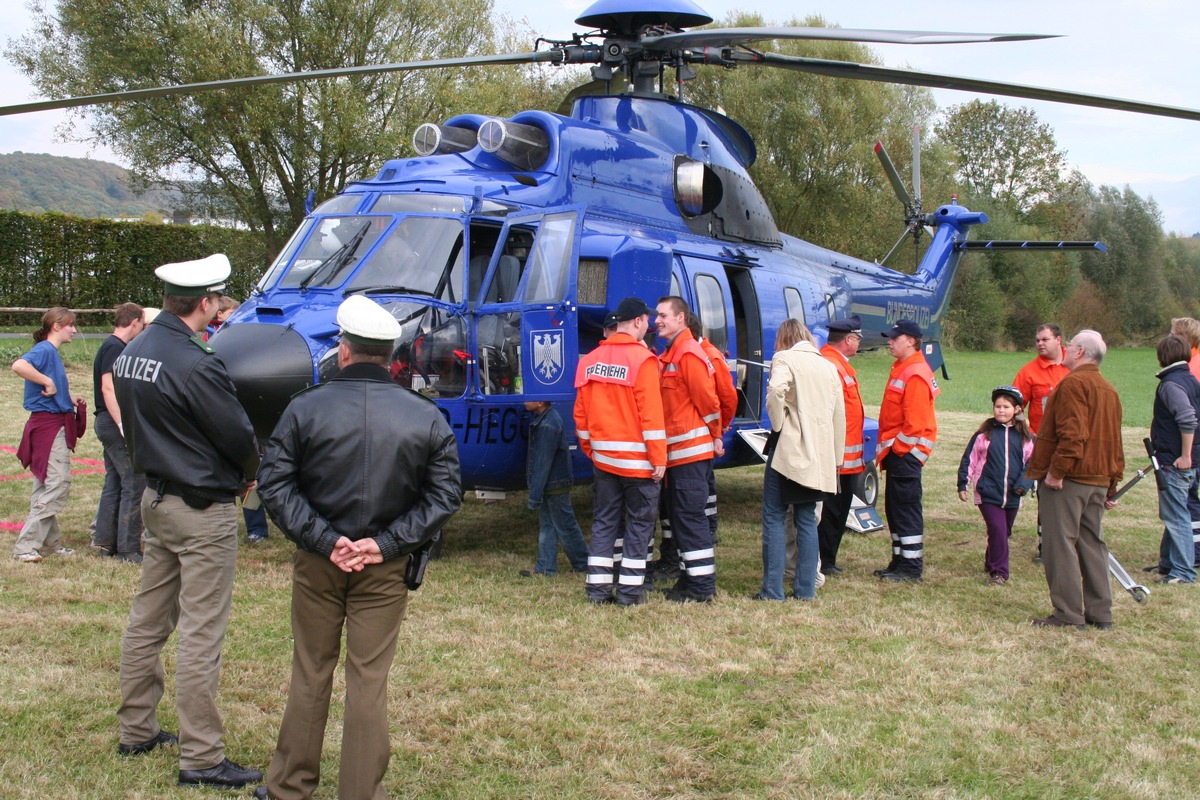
209, 323, 315, 440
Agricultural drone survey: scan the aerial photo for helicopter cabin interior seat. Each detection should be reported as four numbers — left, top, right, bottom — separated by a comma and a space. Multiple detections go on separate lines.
475, 253, 523, 394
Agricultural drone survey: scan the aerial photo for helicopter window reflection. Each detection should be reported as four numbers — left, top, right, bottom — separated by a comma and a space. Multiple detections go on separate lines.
694, 274, 728, 353
258, 218, 313, 292
784, 287, 805, 324
345, 217, 464, 296
371, 193, 515, 217
281, 216, 387, 289
313, 195, 365, 215
524, 212, 576, 303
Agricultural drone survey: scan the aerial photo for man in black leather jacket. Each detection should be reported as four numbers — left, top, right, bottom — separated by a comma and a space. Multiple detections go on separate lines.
254, 295, 461, 800
113, 254, 263, 789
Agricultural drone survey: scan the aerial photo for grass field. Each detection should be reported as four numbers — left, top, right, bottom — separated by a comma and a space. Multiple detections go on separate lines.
0, 347, 1196, 799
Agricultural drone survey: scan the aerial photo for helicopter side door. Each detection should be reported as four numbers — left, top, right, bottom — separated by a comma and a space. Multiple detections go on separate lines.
471, 208, 582, 400
673, 255, 763, 422
462, 208, 582, 488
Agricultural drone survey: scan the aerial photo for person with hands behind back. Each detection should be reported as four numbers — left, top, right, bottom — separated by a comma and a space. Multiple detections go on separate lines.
255, 295, 461, 800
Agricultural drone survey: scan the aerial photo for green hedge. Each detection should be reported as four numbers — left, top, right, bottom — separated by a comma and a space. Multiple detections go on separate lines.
0, 211, 270, 318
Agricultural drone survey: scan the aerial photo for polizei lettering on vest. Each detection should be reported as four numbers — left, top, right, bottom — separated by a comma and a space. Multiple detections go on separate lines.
585, 362, 628, 380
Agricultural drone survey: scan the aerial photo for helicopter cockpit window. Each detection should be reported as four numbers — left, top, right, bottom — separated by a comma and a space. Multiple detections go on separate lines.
281, 216, 388, 289
257, 219, 312, 291
482, 228, 534, 304
371, 193, 515, 217
694, 274, 728, 353
784, 287, 805, 324
313, 195, 365, 215
344, 217, 464, 298
524, 212, 576, 303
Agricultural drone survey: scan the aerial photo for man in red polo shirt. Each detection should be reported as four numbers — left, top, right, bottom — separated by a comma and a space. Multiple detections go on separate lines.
1013, 323, 1070, 563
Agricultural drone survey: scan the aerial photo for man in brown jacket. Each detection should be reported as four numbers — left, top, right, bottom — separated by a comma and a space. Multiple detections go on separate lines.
1025, 329, 1124, 630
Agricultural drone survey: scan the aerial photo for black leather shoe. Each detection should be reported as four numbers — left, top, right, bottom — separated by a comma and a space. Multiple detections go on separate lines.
1086, 620, 1114, 630
587, 595, 615, 605
822, 564, 845, 575
178, 757, 263, 788
117, 729, 178, 756
872, 567, 894, 578
253, 787, 272, 800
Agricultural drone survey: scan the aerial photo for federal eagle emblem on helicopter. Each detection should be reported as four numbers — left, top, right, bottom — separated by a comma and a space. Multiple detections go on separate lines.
5, 0, 1198, 505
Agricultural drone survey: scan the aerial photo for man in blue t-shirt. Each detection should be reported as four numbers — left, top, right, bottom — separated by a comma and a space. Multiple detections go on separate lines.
93, 303, 146, 562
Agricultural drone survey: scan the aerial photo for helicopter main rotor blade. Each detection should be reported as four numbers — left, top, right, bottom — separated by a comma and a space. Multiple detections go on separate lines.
644, 26, 1057, 51
0, 51, 570, 117
734, 51, 1200, 122
873, 140, 912, 211
911, 125, 921, 208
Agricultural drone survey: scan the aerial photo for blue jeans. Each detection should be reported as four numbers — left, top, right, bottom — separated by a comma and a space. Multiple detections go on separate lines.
761, 465, 819, 600
243, 504, 269, 539
1158, 467, 1197, 582
94, 412, 145, 556
534, 491, 588, 575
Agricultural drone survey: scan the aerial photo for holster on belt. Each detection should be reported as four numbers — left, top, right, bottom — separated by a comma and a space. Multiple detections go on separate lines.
405, 531, 440, 591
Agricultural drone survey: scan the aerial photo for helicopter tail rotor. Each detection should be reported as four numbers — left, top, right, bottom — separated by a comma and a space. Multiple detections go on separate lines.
874, 126, 932, 268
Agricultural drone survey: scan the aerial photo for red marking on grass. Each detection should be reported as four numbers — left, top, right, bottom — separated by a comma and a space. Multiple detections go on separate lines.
1, 521, 21, 532
0, 443, 107, 479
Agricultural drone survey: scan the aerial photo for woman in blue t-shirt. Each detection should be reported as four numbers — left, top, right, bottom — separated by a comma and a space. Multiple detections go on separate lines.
12, 307, 83, 563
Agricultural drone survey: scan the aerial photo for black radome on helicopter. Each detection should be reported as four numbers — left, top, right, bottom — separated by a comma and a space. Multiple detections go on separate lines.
5, 0, 1199, 500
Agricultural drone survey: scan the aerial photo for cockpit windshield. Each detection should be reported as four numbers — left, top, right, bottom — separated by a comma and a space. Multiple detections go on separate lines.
344, 217, 464, 297
277, 215, 466, 301
281, 216, 387, 289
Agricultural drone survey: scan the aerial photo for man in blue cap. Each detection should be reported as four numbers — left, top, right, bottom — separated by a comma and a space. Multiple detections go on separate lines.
113, 254, 263, 789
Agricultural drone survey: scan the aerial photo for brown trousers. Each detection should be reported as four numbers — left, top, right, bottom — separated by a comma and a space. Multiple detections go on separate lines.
1040, 479, 1113, 626
118, 492, 239, 769
265, 549, 410, 800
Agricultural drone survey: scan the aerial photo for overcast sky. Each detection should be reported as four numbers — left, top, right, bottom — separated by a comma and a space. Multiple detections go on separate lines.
2, 0, 1198, 227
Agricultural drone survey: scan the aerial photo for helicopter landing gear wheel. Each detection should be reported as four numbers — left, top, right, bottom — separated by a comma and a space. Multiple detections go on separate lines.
860, 463, 879, 508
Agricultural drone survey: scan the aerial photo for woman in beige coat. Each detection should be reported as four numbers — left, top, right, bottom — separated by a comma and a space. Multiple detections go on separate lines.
755, 319, 846, 600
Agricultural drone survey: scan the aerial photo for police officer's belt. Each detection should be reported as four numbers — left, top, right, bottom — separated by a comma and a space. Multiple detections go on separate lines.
149, 478, 232, 510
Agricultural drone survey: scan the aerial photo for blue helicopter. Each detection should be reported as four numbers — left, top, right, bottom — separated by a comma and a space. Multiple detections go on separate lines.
6, 0, 1199, 506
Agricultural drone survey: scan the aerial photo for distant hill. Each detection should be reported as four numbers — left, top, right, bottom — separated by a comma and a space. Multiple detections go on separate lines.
0, 152, 182, 218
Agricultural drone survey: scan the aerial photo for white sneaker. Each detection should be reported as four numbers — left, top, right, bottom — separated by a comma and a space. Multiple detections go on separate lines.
51, 547, 75, 556
14, 553, 43, 563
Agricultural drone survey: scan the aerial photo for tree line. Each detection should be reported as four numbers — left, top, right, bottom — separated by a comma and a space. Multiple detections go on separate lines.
7, 2, 1197, 346
0, 211, 266, 319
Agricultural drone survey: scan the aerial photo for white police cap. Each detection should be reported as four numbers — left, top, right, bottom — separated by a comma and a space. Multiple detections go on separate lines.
154, 254, 231, 297
337, 295, 402, 345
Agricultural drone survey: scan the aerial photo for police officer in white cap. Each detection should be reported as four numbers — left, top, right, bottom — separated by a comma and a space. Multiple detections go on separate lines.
112, 254, 263, 788
254, 295, 462, 800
